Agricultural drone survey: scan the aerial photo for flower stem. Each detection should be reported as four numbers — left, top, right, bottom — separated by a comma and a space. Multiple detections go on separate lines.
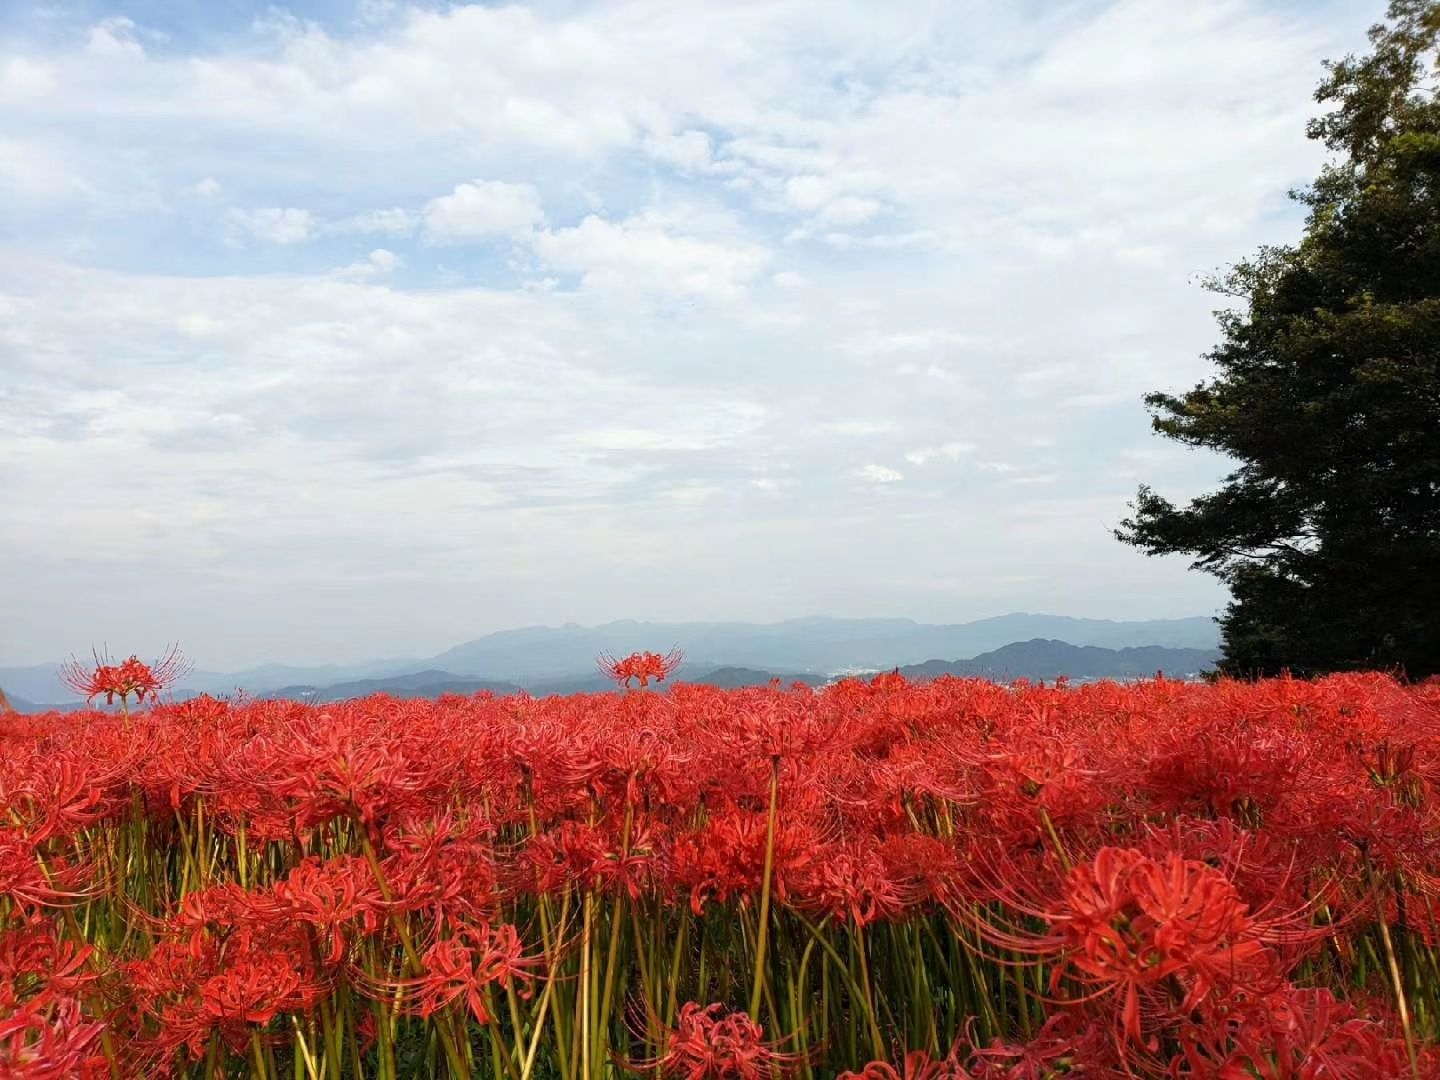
749, 756, 781, 1020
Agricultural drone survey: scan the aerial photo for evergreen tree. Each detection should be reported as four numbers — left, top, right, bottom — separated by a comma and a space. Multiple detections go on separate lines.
1118, 1, 1440, 677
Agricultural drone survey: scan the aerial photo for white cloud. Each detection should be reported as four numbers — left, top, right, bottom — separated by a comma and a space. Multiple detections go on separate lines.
335, 208, 418, 238
1, 0, 1347, 661
0, 137, 91, 202
532, 214, 770, 297
820, 420, 894, 437
86, 17, 144, 58
422, 181, 545, 244
572, 405, 762, 452
816, 230, 940, 251
904, 442, 974, 466
857, 464, 903, 484
0, 58, 57, 101
783, 175, 852, 213
191, 177, 222, 198
897, 362, 965, 384
644, 130, 715, 174
814, 196, 884, 227
0, 259, 770, 567
336, 248, 402, 279
751, 476, 793, 493
1003, 473, 1059, 486
225, 207, 317, 246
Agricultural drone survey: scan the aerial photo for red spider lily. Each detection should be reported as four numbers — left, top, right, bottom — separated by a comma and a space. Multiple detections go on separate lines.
269, 855, 383, 963
191, 948, 324, 1054
119, 939, 220, 1059
60, 645, 191, 706
0, 918, 96, 1010
3, 760, 107, 845
400, 923, 536, 1024
598, 648, 684, 688
276, 724, 424, 836
172, 881, 279, 954
667, 811, 822, 915
201, 957, 300, 1025
963, 1013, 1106, 1080
1237, 987, 1420, 1078
982, 846, 1290, 1050
524, 818, 661, 899
5, 670, 1440, 1075
0, 834, 92, 911
839, 1047, 973, 1080
377, 811, 500, 924
638, 1002, 800, 1080
1172, 984, 1429, 1078
0, 995, 107, 1079
795, 840, 918, 927
1140, 725, 1312, 828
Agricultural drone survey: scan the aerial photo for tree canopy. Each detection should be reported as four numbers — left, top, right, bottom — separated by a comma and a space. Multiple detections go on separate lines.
1118, 0, 1440, 678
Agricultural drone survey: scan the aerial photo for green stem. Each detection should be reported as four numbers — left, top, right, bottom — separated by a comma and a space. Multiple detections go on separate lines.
1368, 858, 1421, 1080
357, 828, 471, 1080
749, 757, 781, 1020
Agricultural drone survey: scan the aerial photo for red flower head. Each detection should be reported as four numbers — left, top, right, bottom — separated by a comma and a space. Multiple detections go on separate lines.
0, 917, 97, 1010
0, 996, 107, 1080
1237, 986, 1419, 1078
840, 1047, 973, 1080
0, 834, 92, 911
60, 645, 191, 706
1036, 847, 1285, 1048
269, 855, 383, 964
598, 648, 684, 689
195, 949, 321, 1053
644, 1002, 798, 1080
403, 923, 536, 1024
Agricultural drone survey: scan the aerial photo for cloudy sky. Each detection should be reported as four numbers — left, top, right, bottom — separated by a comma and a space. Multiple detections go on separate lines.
1, 0, 1376, 668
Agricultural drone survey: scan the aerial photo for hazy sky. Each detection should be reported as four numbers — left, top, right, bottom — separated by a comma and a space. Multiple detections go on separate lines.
1, 0, 1376, 668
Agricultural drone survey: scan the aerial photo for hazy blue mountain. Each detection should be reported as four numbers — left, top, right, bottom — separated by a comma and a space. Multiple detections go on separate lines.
3, 613, 1218, 700
6, 693, 95, 715
262, 665, 822, 702
896, 639, 1219, 682
186, 658, 425, 697
427, 614, 1218, 680
4, 638, 1216, 712
0, 663, 69, 704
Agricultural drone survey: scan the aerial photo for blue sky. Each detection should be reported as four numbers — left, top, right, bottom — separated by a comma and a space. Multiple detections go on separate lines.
1, 0, 1377, 668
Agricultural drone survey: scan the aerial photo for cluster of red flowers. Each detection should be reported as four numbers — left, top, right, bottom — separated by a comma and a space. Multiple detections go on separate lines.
3, 669, 1440, 1077
0, 920, 106, 1078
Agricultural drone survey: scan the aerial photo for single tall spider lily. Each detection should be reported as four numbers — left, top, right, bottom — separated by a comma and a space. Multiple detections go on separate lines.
598, 647, 684, 688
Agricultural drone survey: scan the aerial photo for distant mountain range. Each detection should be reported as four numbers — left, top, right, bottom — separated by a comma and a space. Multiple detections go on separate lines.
1, 613, 1218, 706
423, 613, 1218, 680
895, 639, 1218, 681
4, 635, 1219, 712
258, 665, 834, 704
258, 641, 1214, 705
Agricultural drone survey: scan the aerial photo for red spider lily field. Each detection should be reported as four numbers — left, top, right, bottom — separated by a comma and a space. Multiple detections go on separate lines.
5, 656, 1440, 1078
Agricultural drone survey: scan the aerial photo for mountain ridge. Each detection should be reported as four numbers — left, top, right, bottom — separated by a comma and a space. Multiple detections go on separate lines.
896, 639, 1218, 681
1, 613, 1218, 702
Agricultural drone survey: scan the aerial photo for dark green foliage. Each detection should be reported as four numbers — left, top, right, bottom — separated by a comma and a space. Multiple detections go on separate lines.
1119, 1, 1440, 677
